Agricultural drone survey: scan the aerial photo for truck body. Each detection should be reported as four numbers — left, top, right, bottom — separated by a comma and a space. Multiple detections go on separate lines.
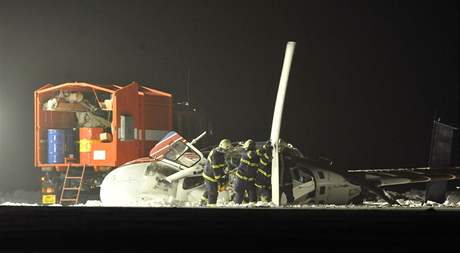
34, 82, 173, 204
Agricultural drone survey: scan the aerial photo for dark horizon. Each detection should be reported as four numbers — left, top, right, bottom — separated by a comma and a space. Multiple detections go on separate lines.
0, 0, 458, 192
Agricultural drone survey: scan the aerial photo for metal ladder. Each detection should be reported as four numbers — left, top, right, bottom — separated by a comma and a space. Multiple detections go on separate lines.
59, 165, 86, 205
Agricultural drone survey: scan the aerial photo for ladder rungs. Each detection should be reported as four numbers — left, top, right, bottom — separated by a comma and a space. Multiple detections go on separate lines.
60, 165, 85, 204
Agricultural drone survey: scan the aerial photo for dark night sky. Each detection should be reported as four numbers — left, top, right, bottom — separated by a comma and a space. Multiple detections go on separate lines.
0, 0, 458, 191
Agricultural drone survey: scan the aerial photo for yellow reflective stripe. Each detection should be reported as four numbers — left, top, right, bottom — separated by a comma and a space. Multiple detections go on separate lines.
241, 159, 258, 167
257, 169, 271, 178
256, 149, 262, 156
207, 150, 214, 161
215, 175, 222, 179
260, 159, 268, 166
248, 152, 253, 159
236, 171, 254, 181
202, 173, 217, 182
255, 183, 269, 189
212, 163, 226, 169
264, 154, 270, 160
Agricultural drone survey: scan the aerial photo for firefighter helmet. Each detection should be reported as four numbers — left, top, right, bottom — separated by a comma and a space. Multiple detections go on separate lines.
262, 140, 271, 150
218, 139, 232, 150
243, 139, 255, 150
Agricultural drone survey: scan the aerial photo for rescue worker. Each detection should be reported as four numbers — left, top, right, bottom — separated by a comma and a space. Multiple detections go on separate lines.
255, 141, 272, 202
201, 139, 232, 206
233, 139, 259, 204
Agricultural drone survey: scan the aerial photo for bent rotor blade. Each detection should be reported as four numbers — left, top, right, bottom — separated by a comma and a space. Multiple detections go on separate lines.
271, 41, 296, 206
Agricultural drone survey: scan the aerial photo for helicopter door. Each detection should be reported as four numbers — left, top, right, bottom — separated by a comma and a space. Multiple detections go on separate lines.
292, 168, 315, 203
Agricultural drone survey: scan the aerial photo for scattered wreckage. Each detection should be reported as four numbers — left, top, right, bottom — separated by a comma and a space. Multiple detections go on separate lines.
100, 42, 459, 207
100, 125, 459, 207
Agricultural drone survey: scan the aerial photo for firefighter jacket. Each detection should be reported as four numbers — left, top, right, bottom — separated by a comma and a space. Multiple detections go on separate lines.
202, 147, 227, 183
255, 147, 272, 188
236, 150, 259, 181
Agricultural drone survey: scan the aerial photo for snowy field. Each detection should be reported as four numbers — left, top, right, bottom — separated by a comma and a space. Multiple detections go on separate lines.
2, 189, 460, 209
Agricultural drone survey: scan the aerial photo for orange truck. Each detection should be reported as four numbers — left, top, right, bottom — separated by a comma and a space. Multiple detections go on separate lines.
34, 82, 176, 204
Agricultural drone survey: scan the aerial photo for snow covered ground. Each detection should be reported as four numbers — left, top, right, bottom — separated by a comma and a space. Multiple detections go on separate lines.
2, 189, 460, 209
0, 190, 40, 206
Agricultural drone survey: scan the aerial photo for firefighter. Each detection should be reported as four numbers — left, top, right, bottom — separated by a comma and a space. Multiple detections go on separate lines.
233, 139, 259, 204
201, 139, 232, 206
255, 141, 272, 202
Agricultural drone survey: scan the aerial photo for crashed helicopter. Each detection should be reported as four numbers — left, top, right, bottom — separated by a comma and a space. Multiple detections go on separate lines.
100, 42, 459, 206
99, 122, 459, 206
99, 130, 363, 206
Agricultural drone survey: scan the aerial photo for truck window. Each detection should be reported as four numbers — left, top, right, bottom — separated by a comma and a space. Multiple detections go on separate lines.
120, 114, 134, 141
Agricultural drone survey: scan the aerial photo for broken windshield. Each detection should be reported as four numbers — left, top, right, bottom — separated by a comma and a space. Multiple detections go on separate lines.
163, 141, 200, 167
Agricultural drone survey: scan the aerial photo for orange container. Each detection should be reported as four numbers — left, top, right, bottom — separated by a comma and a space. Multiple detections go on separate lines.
34, 82, 173, 169
79, 128, 104, 165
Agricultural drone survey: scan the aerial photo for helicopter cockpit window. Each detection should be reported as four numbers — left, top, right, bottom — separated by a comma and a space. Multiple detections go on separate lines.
292, 167, 314, 184
164, 141, 188, 161
291, 167, 299, 181
157, 166, 178, 177
163, 140, 201, 167
317, 171, 325, 179
145, 163, 158, 176
145, 163, 177, 177
300, 174, 314, 184
183, 176, 204, 190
